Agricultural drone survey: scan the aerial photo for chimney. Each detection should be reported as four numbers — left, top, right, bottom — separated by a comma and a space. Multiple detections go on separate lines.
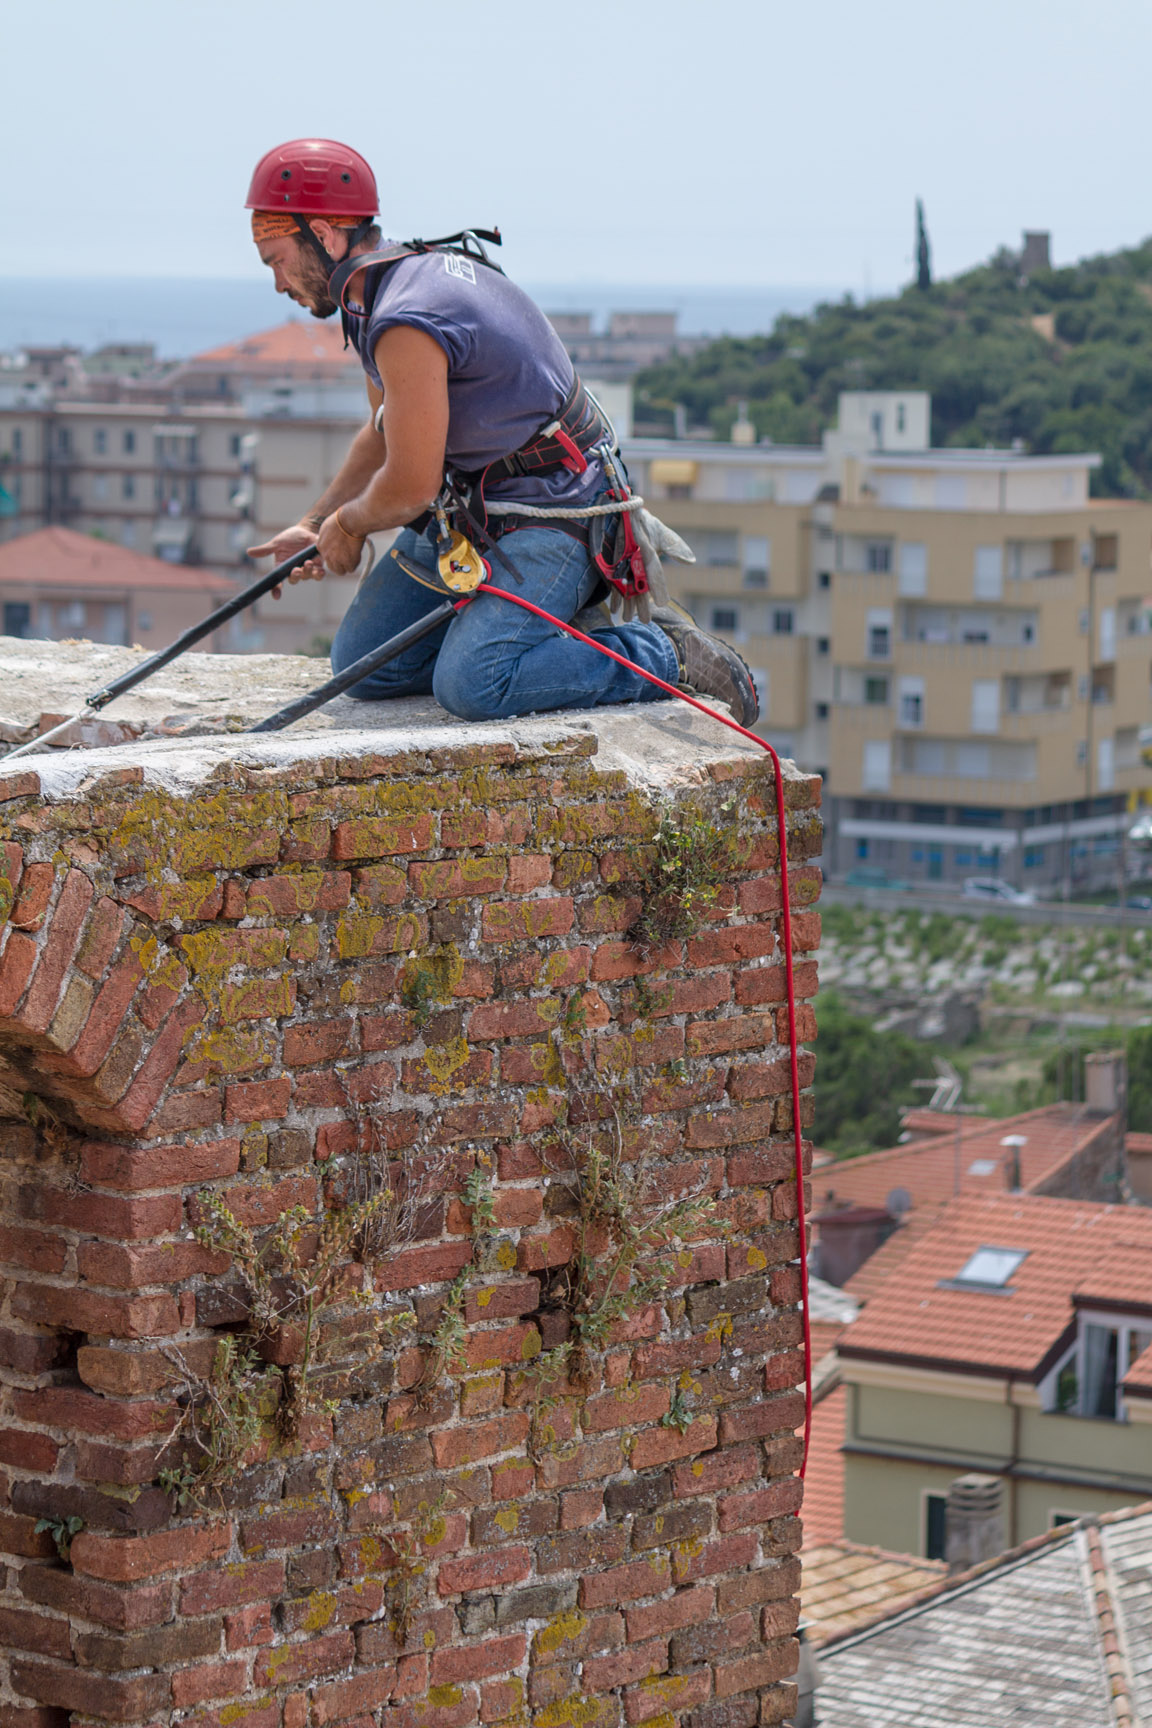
1084, 1049, 1126, 1116
945, 1474, 1005, 1573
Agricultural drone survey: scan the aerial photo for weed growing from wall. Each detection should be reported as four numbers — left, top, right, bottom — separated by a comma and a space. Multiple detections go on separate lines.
621, 801, 744, 954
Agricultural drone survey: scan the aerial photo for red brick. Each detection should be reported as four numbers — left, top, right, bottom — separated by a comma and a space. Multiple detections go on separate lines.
0, 931, 37, 1016
583, 1384, 670, 1433
70, 1520, 231, 1581
79, 1136, 241, 1192
625, 1585, 714, 1645
16, 1184, 181, 1239
481, 896, 573, 941
685, 925, 776, 969
718, 1393, 806, 1445
672, 1443, 761, 1500
0, 1226, 67, 1276
713, 1644, 798, 1699
584, 1639, 667, 1691
170, 1659, 251, 1710
718, 1480, 804, 1531
560, 1488, 603, 1529
734, 958, 816, 1008
375, 1240, 473, 1292
630, 1416, 717, 1470
17, 868, 94, 1034
332, 814, 435, 859
9, 1659, 168, 1720
431, 1632, 526, 1686
312, 1667, 395, 1724
10, 1284, 179, 1340
0, 1429, 59, 1473
0, 1603, 71, 1660
430, 1411, 530, 1468
180, 1558, 285, 1614
464, 1278, 541, 1324
253, 1630, 354, 1686
226, 1601, 274, 1649
580, 1555, 671, 1610
246, 870, 352, 915
19, 1565, 172, 1632
467, 999, 562, 1041
507, 854, 551, 892
438, 1545, 531, 1595
623, 1669, 711, 1723
74, 898, 127, 979
672, 1532, 759, 1585
113, 994, 207, 1131
10, 862, 53, 930
284, 1019, 355, 1066
590, 939, 680, 982
225, 1076, 292, 1122
409, 857, 508, 899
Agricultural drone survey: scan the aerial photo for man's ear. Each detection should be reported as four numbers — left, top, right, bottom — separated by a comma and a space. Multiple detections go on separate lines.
309, 219, 346, 260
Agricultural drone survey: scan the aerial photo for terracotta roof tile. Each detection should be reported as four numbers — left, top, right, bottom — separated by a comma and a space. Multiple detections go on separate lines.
801, 1383, 847, 1544
839, 1193, 1152, 1378
0, 528, 234, 594
814, 1103, 1115, 1220
801, 1540, 945, 1647
180, 320, 359, 376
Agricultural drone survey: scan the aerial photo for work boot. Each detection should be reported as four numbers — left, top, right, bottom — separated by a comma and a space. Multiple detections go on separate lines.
651, 602, 760, 727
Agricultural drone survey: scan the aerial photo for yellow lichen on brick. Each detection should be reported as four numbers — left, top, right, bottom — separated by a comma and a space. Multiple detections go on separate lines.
301, 1589, 337, 1631
534, 1610, 587, 1656
495, 1507, 520, 1535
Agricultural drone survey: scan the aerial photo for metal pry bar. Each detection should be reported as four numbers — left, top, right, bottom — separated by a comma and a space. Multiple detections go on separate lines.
2, 545, 319, 760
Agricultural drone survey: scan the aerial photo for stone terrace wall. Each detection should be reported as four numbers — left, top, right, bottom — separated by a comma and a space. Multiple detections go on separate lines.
0, 710, 820, 1728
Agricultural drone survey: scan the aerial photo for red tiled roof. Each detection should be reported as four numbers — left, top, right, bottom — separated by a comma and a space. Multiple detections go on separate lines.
814, 1103, 1113, 1217
839, 1192, 1152, 1379
900, 1108, 991, 1141
1124, 1339, 1152, 1397
841, 1205, 947, 1306
180, 321, 360, 375
0, 528, 233, 594
800, 1383, 847, 1544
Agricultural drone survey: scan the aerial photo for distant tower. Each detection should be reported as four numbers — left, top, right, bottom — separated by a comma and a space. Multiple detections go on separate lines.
916, 200, 932, 292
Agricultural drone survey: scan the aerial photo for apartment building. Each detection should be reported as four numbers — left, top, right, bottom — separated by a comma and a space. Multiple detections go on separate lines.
622, 393, 1152, 890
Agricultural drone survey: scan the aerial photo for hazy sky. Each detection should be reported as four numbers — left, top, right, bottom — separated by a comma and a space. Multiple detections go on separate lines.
6, 0, 1152, 291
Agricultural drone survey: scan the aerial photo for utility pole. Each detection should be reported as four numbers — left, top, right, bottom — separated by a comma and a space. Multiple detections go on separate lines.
915, 200, 932, 292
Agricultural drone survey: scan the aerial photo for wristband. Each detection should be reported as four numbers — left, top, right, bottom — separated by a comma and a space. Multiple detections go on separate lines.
334, 509, 365, 544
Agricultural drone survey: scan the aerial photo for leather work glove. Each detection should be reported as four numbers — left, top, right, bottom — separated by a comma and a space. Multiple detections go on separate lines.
604, 508, 695, 625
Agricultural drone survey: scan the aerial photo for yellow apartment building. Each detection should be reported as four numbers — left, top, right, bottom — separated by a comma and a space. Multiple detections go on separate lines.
622, 392, 1152, 891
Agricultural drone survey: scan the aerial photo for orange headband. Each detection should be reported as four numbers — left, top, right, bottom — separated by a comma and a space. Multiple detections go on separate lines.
250, 210, 366, 243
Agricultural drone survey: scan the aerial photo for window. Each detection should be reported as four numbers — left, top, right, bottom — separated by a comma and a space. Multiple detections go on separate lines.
121, 520, 136, 547
954, 1246, 1027, 1288
229, 433, 243, 458
865, 541, 892, 573
816, 637, 830, 656
898, 542, 928, 597
123, 429, 136, 454
954, 849, 973, 867
971, 679, 1000, 733
868, 622, 891, 659
58, 601, 85, 633
11, 429, 21, 455
691, 530, 739, 567
56, 426, 72, 455
815, 702, 829, 720
711, 606, 739, 634
1023, 846, 1046, 869
136, 610, 153, 632
864, 677, 889, 705
772, 608, 794, 636
974, 545, 1003, 600
862, 739, 891, 791
742, 536, 769, 588
748, 666, 768, 714
924, 1494, 947, 1562
896, 402, 907, 434
899, 676, 925, 728
122, 475, 135, 501
818, 571, 831, 590
94, 428, 107, 455
855, 838, 869, 860
1076, 739, 1088, 768
3, 603, 30, 639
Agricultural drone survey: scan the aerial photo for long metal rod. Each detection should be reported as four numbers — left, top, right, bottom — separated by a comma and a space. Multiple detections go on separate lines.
247, 599, 459, 733
2, 546, 318, 761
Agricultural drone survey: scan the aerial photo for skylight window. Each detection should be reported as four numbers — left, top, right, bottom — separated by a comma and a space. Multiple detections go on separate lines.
955, 1245, 1027, 1287
968, 1159, 997, 1177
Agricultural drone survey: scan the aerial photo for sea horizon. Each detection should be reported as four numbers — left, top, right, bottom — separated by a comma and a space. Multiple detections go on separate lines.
0, 276, 875, 362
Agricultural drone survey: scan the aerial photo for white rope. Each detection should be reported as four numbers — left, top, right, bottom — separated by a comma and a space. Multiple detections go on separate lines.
488, 494, 645, 521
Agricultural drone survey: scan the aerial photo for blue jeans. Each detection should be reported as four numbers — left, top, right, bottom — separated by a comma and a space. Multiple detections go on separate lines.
330, 520, 679, 722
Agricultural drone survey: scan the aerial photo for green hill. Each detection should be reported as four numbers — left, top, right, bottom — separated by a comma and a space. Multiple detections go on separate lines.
634, 240, 1152, 497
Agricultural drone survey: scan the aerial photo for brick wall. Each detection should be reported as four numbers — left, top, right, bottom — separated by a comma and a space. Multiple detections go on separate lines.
0, 718, 820, 1728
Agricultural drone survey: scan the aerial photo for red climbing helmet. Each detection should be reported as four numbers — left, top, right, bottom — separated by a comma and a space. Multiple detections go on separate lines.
245, 139, 378, 218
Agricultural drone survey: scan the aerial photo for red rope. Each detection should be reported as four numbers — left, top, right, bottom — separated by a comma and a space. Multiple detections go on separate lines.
474, 585, 814, 1475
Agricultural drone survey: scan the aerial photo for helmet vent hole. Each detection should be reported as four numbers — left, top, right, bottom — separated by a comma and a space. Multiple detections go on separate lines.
280, 169, 292, 180
341, 171, 351, 183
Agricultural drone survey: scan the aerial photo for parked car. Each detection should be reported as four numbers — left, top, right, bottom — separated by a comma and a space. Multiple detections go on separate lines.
843, 866, 912, 890
961, 877, 1036, 906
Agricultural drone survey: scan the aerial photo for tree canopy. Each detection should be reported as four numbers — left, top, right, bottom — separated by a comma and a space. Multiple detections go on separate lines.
634, 238, 1152, 497
811, 992, 937, 1158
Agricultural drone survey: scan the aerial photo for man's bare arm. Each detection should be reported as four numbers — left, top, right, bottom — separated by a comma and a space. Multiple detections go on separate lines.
313, 327, 449, 575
